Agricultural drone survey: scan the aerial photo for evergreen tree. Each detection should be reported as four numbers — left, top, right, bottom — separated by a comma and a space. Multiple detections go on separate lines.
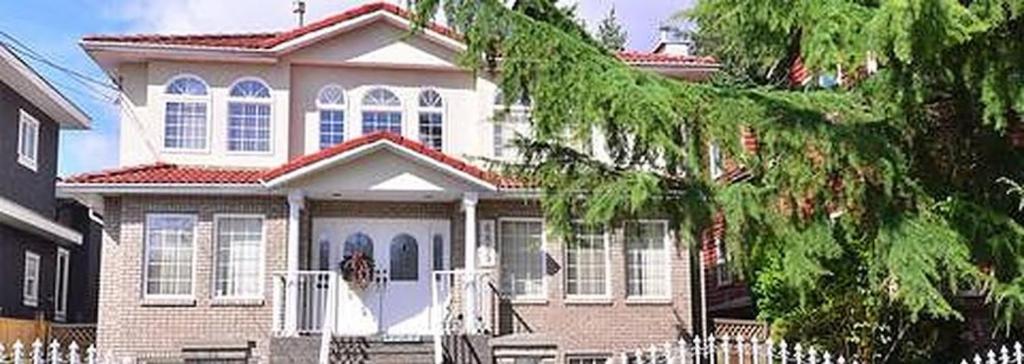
596, 7, 627, 51
410, 0, 1024, 361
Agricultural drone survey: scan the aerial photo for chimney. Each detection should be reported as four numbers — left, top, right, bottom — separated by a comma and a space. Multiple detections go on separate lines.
654, 25, 692, 56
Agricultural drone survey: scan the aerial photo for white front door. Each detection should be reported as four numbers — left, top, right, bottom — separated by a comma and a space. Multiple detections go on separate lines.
314, 218, 449, 336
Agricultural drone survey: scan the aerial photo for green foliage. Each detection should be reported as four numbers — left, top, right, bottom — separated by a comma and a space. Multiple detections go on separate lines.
410, 0, 1024, 361
595, 7, 627, 51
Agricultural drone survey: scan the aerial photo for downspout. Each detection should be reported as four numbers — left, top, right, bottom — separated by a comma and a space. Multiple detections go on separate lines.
699, 232, 708, 338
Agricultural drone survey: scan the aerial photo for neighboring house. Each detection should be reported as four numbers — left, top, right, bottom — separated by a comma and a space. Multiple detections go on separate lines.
0, 42, 99, 331
59, 3, 721, 363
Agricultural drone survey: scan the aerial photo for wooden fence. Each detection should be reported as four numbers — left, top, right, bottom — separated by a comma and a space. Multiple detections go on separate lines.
0, 318, 47, 348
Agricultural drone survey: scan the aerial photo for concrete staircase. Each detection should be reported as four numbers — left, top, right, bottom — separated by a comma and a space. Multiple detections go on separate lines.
270, 335, 434, 364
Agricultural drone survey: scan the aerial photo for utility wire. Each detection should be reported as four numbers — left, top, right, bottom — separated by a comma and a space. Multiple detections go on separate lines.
0, 30, 118, 92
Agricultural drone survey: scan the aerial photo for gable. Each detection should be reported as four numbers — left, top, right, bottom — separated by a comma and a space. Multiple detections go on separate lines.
284, 20, 461, 69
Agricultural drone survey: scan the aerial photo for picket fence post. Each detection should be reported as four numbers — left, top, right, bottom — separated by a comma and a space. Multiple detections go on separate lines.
721, 335, 730, 364
680, 338, 689, 364
68, 342, 81, 364
13, 340, 25, 364
86, 344, 97, 364
693, 336, 703, 364
765, 339, 774, 364
31, 339, 43, 364
751, 337, 760, 364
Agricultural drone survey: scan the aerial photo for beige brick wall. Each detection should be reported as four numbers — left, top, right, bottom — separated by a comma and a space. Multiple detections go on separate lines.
96, 195, 287, 362
478, 200, 695, 361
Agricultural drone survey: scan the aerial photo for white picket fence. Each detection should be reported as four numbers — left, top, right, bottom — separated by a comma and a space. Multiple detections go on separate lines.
961, 342, 1023, 364
620, 334, 859, 364
0, 339, 111, 364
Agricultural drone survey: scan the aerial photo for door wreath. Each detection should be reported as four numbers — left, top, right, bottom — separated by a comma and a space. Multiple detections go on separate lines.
340, 251, 375, 290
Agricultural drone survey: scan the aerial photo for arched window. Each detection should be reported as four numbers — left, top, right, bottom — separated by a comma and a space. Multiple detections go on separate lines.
343, 233, 374, 259
361, 88, 402, 135
227, 78, 272, 152
317, 85, 346, 149
417, 89, 444, 151
492, 90, 532, 159
389, 234, 418, 281
163, 75, 209, 150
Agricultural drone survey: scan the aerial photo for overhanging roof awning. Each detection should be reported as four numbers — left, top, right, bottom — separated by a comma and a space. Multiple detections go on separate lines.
0, 195, 82, 245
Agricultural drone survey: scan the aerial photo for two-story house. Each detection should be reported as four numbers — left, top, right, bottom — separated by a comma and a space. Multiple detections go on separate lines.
0, 41, 101, 338
59, 3, 721, 363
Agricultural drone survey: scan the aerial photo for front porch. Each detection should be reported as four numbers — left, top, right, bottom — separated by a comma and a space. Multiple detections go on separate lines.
261, 134, 508, 363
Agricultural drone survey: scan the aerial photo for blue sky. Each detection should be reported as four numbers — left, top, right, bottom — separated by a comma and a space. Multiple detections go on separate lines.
0, 0, 693, 177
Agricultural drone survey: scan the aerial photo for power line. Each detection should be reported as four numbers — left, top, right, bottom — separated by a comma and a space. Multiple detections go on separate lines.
0, 30, 118, 92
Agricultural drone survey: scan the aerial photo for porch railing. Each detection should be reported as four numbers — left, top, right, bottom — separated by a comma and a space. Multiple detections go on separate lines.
431, 269, 494, 364
271, 271, 337, 336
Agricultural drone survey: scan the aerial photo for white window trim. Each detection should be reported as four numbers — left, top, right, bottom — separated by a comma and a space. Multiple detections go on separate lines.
360, 86, 404, 137
492, 91, 532, 161
17, 109, 39, 172
317, 84, 347, 149
162, 74, 212, 154
143, 213, 198, 301
417, 88, 446, 152
564, 221, 612, 302
226, 77, 274, 155
709, 142, 724, 180
54, 247, 70, 322
212, 214, 266, 300
624, 220, 672, 301
566, 356, 611, 364
497, 217, 547, 303
23, 250, 40, 307
714, 235, 733, 286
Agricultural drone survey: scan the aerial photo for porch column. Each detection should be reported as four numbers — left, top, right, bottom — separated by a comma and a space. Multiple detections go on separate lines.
285, 190, 305, 335
462, 192, 479, 334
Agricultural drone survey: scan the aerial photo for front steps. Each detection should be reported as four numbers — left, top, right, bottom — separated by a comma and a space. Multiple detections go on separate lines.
270, 335, 434, 364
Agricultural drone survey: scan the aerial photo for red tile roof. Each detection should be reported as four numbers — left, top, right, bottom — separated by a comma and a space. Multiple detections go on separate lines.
64, 163, 265, 184
261, 131, 503, 186
81, 2, 716, 66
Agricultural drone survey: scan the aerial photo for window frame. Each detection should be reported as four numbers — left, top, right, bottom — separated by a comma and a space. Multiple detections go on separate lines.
23, 250, 40, 307
417, 88, 445, 151
360, 87, 404, 136
564, 221, 612, 301
624, 220, 672, 301
317, 84, 347, 149
714, 235, 733, 286
143, 213, 199, 301
54, 247, 70, 321
162, 74, 212, 153
212, 214, 267, 300
497, 217, 547, 303
492, 90, 532, 160
17, 109, 39, 171
226, 77, 274, 154
709, 142, 724, 180
566, 356, 610, 364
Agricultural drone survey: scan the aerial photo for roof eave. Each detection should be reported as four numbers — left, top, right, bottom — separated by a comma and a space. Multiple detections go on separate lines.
0, 44, 91, 129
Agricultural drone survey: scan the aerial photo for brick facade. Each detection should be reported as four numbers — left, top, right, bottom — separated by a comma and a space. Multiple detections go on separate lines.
96, 196, 287, 362
96, 196, 696, 363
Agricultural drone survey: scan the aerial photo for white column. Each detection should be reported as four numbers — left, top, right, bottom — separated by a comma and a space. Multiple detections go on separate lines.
285, 189, 305, 335
462, 192, 479, 334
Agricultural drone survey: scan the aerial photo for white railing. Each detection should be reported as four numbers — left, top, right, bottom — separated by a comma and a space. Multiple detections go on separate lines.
271, 270, 337, 336
0, 339, 108, 364
430, 269, 494, 364
962, 342, 1023, 364
620, 334, 861, 364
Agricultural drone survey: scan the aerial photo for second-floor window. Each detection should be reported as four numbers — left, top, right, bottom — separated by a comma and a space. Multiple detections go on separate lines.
362, 88, 402, 135
493, 90, 531, 159
228, 79, 272, 152
418, 89, 443, 150
318, 85, 346, 149
17, 109, 39, 171
164, 75, 209, 151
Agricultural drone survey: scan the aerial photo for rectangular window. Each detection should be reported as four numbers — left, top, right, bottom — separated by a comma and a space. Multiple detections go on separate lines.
361, 111, 402, 134
214, 215, 265, 298
164, 102, 208, 150
499, 219, 545, 299
18, 110, 39, 171
319, 110, 345, 149
625, 221, 670, 298
709, 142, 724, 180
228, 103, 271, 152
715, 236, 733, 286
568, 358, 608, 364
23, 251, 40, 307
418, 112, 443, 151
493, 111, 530, 159
565, 224, 609, 298
54, 248, 70, 321
145, 214, 197, 298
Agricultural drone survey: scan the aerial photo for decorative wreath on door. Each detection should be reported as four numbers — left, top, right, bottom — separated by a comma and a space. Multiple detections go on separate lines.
340, 251, 375, 290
